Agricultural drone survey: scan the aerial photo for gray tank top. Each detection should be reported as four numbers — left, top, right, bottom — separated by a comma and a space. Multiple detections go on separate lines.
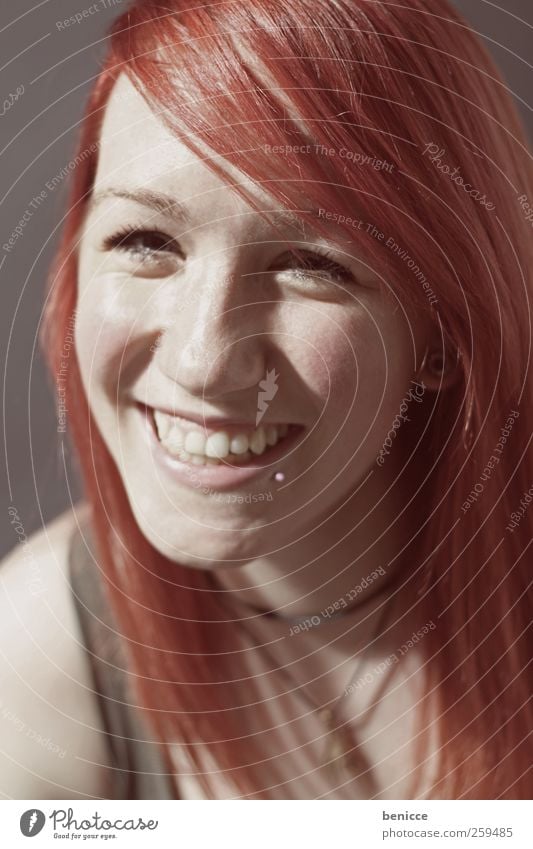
67, 521, 179, 799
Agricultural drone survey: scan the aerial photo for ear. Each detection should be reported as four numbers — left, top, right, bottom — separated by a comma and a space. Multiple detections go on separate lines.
417, 346, 462, 392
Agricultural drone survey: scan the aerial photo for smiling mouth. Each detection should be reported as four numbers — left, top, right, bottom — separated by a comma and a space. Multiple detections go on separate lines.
144, 405, 301, 467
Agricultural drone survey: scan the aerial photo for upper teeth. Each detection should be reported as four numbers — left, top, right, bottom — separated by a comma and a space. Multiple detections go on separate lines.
153, 410, 289, 464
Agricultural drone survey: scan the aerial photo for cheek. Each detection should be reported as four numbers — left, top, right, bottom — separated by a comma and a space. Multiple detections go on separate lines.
74, 283, 144, 398
286, 304, 416, 458
287, 305, 412, 408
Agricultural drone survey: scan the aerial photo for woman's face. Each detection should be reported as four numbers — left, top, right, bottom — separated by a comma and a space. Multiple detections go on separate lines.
76, 74, 430, 566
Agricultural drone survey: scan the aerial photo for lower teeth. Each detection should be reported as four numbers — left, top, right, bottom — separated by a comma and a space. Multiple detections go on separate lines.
161, 443, 266, 466
186, 451, 253, 466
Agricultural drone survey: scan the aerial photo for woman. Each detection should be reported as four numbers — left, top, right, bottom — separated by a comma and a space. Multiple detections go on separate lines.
2, 0, 532, 800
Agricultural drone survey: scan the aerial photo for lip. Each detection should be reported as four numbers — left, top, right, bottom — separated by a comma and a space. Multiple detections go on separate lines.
138, 403, 305, 492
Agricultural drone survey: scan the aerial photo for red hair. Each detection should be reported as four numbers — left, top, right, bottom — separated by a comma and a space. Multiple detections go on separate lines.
42, 0, 533, 798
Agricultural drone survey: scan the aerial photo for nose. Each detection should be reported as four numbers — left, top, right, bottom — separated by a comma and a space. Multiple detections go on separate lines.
154, 260, 268, 400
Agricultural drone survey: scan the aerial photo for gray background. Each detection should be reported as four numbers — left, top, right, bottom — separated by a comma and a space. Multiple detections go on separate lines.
1, 0, 532, 558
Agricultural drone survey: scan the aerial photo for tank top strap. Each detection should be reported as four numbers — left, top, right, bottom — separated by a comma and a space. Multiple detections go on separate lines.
67, 514, 178, 799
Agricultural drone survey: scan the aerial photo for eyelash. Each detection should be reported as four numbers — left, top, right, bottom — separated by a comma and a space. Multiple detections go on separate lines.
102, 226, 182, 259
101, 227, 353, 284
283, 247, 353, 284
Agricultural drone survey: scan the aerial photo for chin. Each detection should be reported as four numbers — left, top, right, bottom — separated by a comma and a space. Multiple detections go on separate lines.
127, 498, 273, 567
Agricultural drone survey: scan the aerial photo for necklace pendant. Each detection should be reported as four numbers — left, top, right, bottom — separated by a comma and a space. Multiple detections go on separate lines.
318, 713, 355, 775
320, 718, 377, 794
327, 726, 357, 774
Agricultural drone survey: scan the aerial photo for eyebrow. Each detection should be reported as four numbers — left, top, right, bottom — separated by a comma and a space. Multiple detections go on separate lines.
88, 187, 191, 222
88, 186, 316, 236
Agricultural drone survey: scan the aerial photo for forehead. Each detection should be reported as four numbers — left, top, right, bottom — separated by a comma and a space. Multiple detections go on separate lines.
93, 74, 299, 224
97, 74, 199, 177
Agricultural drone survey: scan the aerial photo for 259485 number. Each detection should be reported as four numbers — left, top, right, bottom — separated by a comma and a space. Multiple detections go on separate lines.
470, 828, 513, 837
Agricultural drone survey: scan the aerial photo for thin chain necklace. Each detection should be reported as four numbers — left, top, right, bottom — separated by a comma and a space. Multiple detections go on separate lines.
232, 573, 395, 627
209, 575, 398, 796
206, 563, 399, 626
244, 598, 393, 796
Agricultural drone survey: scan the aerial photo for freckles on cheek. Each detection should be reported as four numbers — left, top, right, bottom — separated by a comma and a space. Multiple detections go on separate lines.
302, 315, 405, 436
303, 322, 368, 403
75, 289, 140, 387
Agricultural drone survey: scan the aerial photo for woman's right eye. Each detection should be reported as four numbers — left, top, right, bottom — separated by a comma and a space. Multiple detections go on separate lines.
100, 226, 184, 276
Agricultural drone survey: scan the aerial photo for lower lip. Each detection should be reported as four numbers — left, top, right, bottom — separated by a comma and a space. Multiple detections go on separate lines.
138, 404, 304, 492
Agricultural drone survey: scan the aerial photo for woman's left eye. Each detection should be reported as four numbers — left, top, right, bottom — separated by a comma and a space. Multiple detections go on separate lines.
274, 249, 354, 286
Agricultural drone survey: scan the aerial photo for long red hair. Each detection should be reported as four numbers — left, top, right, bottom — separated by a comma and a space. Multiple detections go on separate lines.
42, 0, 533, 798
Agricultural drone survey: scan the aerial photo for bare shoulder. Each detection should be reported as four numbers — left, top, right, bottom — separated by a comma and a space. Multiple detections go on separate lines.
0, 505, 113, 799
